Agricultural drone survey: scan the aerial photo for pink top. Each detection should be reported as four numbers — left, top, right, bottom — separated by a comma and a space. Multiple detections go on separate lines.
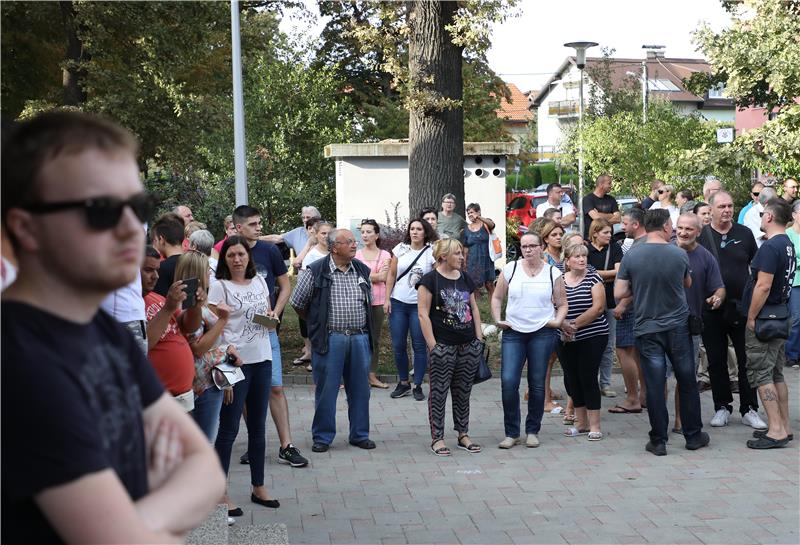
355, 248, 391, 306
213, 236, 227, 254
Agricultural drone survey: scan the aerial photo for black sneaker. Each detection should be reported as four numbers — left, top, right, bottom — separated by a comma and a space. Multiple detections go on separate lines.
239, 451, 249, 465
645, 440, 667, 456
685, 431, 710, 451
278, 444, 309, 467
412, 385, 425, 401
390, 383, 412, 398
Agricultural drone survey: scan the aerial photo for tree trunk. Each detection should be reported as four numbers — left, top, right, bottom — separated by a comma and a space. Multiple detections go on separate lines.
60, 1, 86, 106
407, 1, 464, 218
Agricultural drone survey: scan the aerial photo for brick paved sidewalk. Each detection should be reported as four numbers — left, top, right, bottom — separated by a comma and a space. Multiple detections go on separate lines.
226, 371, 800, 545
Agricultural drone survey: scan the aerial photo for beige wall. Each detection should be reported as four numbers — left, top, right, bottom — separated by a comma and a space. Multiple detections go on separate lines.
334, 155, 508, 266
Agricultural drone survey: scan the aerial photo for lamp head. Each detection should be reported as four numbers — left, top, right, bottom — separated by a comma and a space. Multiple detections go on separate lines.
564, 41, 599, 69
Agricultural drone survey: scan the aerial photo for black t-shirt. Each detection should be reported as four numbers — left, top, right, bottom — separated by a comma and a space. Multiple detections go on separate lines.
250, 240, 289, 308
742, 233, 796, 313
699, 223, 757, 301
153, 253, 181, 297
1, 303, 164, 545
586, 242, 623, 309
417, 270, 477, 346
582, 193, 619, 238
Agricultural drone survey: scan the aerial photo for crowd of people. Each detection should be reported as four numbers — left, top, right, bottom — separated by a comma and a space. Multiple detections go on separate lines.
2, 110, 796, 543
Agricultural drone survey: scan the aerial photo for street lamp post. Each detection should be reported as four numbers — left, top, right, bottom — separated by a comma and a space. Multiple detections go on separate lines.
564, 41, 598, 235
231, 0, 248, 205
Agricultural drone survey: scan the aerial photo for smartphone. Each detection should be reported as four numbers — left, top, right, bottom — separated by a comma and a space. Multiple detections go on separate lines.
181, 277, 199, 310
253, 313, 280, 328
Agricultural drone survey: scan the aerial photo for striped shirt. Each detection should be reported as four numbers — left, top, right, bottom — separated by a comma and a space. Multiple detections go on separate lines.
563, 271, 608, 341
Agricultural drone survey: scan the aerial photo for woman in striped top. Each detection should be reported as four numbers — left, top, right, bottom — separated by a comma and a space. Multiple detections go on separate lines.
557, 243, 609, 440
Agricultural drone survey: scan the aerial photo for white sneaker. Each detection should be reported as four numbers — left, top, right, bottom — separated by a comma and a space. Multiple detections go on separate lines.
498, 436, 520, 449
742, 409, 768, 430
526, 434, 540, 448
710, 408, 730, 427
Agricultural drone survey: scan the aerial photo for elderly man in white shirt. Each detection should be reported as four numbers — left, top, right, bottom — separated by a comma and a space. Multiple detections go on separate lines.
743, 187, 777, 247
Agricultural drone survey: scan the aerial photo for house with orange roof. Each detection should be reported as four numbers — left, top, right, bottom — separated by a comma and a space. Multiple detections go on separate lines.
496, 82, 534, 144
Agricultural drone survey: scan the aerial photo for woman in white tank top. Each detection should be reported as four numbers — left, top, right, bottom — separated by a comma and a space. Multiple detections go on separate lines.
490, 233, 568, 449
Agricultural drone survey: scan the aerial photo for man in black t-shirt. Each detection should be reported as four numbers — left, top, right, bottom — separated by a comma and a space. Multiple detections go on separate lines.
581, 174, 620, 238
698, 190, 762, 429
1, 111, 225, 544
151, 212, 185, 297
743, 199, 796, 449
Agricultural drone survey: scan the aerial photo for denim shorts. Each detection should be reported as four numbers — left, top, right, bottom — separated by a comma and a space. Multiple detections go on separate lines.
270, 329, 282, 387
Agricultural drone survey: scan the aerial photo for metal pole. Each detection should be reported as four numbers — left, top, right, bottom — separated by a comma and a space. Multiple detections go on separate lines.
578, 67, 585, 235
641, 60, 648, 123
231, 0, 248, 205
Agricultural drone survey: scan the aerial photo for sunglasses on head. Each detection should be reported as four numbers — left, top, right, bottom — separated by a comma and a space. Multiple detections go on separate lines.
23, 192, 158, 231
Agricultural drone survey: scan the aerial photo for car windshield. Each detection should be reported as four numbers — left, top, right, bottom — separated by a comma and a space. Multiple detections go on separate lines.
508, 197, 527, 210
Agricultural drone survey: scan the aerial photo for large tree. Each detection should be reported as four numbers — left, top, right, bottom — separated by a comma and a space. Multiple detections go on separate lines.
687, 0, 800, 177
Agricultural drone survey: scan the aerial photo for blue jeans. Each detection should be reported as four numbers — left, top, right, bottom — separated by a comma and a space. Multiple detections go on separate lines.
193, 387, 224, 443
312, 332, 371, 445
501, 328, 556, 437
636, 324, 703, 445
599, 309, 617, 388
214, 360, 271, 486
785, 286, 800, 361
269, 329, 282, 386
389, 298, 427, 385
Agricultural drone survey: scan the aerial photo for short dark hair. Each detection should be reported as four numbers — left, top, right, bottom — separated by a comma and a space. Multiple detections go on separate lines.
420, 206, 437, 217
215, 235, 256, 280
151, 212, 185, 245
644, 209, 671, 232
1, 110, 139, 243
545, 182, 561, 195
466, 203, 481, 214
404, 218, 438, 245
678, 188, 693, 201
764, 197, 792, 226
233, 205, 260, 227
623, 206, 645, 226
692, 201, 708, 214
305, 217, 320, 230
145, 245, 161, 260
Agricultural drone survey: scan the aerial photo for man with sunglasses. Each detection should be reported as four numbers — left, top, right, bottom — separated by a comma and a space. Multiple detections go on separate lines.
698, 190, 763, 430
737, 181, 764, 224
1, 111, 225, 543
743, 187, 777, 248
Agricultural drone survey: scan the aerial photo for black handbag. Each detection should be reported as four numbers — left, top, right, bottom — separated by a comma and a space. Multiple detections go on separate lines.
754, 303, 791, 342
473, 342, 492, 384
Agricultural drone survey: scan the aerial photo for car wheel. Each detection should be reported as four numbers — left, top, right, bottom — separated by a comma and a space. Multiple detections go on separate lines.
506, 242, 520, 261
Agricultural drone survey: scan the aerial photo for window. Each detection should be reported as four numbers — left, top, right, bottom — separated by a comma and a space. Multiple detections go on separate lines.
508, 197, 527, 210
708, 83, 726, 98
648, 78, 680, 92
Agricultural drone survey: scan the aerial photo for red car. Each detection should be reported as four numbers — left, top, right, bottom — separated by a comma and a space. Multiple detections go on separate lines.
505, 189, 548, 227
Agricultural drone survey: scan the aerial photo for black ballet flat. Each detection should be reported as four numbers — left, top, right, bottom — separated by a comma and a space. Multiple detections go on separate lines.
228, 507, 243, 517
251, 494, 280, 508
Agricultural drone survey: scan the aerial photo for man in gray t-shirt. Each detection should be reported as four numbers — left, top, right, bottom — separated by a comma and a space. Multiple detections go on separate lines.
615, 208, 709, 455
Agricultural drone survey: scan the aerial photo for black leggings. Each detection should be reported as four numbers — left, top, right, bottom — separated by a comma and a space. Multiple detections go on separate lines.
557, 334, 608, 410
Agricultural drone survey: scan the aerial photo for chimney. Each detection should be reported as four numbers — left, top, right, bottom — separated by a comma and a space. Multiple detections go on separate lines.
645, 50, 665, 59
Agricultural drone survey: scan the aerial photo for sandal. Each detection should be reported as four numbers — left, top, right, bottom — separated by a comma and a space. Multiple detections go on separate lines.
292, 355, 311, 365
562, 413, 576, 425
457, 435, 482, 453
587, 431, 603, 441
563, 427, 590, 437
430, 441, 451, 457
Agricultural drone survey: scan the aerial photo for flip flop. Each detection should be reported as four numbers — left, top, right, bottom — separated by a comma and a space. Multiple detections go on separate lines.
292, 356, 311, 365
608, 405, 643, 414
549, 406, 563, 415
563, 427, 590, 437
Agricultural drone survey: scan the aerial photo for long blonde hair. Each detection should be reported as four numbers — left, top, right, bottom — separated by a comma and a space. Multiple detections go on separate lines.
175, 250, 210, 294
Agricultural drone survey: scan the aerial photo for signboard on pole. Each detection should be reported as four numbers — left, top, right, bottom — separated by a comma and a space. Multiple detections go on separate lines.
716, 128, 734, 144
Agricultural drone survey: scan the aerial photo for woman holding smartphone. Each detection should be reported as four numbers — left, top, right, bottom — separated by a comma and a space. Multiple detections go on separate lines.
207, 235, 278, 516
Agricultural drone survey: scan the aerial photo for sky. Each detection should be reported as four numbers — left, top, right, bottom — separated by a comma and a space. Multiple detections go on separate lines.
280, 0, 733, 94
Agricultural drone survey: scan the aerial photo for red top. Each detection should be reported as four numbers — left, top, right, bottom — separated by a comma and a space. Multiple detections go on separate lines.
213, 236, 227, 254
144, 292, 195, 395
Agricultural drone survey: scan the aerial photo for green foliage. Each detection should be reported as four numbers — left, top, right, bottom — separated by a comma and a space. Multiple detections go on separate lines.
560, 99, 732, 197
585, 48, 642, 118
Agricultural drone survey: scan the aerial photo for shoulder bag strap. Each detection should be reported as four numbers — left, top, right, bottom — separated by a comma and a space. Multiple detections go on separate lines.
603, 245, 611, 271
396, 246, 429, 283
507, 259, 519, 284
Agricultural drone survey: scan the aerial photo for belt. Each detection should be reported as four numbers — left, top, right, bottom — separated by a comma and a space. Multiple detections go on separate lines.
329, 328, 368, 336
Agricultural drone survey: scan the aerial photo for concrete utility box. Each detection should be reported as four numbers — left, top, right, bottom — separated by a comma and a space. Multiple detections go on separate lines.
324, 141, 519, 263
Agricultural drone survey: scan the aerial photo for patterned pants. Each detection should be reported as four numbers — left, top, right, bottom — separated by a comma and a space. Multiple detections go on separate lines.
428, 339, 482, 441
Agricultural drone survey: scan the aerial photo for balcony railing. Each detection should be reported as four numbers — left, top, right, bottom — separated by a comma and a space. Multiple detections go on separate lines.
548, 100, 579, 117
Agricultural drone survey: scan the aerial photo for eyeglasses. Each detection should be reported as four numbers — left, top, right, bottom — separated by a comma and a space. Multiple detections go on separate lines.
752, 192, 760, 197
521, 244, 541, 250
22, 192, 157, 231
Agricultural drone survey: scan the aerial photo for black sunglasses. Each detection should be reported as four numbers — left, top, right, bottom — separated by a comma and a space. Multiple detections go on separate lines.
23, 192, 158, 230
752, 191, 760, 197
